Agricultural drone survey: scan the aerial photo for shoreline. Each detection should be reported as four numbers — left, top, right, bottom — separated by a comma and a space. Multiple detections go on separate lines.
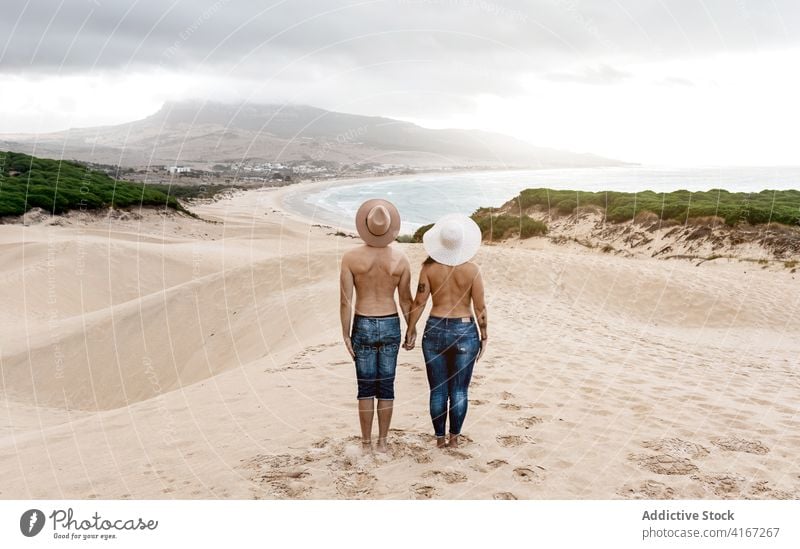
272, 167, 552, 230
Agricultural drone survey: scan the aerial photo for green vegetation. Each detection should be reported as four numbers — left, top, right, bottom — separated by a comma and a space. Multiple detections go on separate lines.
402, 186, 800, 245
412, 223, 434, 242
395, 233, 415, 243
0, 151, 182, 217
513, 188, 800, 226
474, 213, 547, 240
408, 213, 547, 243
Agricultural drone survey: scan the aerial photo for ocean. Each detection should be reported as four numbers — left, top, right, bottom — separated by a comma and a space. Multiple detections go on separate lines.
281, 166, 800, 234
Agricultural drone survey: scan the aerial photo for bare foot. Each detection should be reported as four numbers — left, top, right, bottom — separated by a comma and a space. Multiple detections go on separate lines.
448, 434, 460, 448
436, 437, 447, 448
361, 439, 373, 453
376, 438, 389, 453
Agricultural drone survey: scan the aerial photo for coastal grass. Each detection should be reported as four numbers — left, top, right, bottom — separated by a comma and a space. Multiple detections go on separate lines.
405, 187, 800, 244
0, 151, 182, 217
409, 213, 547, 243
513, 188, 800, 226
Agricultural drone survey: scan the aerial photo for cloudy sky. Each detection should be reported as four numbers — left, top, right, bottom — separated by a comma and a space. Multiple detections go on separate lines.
1, 0, 798, 166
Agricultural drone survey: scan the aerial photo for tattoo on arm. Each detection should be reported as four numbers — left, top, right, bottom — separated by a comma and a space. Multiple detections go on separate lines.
417, 283, 427, 294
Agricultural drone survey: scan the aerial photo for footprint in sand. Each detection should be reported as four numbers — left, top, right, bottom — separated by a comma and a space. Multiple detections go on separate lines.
497, 435, 531, 448
499, 391, 515, 400
498, 403, 522, 411
513, 467, 543, 483
513, 416, 544, 429
386, 432, 435, 463
691, 473, 793, 499
618, 480, 675, 500
469, 399, 488, 406
239, 453, 314, 498
748, 481, 794, 500
693, 473, 746, 498
411, 484, 437, 499
641, 438, 710, 459
255, 469, 311, 498
487, 459, 508, 469
445, 449, 473, 460
424, 470, 468, 484
335, 470, 377, 497
630, 454, 699, 476
493, 492, 518, 500
710, 436, 770, 455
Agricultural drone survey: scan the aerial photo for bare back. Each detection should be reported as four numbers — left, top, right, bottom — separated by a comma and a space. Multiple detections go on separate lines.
342, 245, 409, 316
424, 261, 479, 318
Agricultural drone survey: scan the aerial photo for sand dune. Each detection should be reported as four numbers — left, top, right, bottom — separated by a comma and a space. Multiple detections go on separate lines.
1, 187, 798, 499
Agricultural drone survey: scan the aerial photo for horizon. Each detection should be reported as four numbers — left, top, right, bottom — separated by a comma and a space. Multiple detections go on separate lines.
1, 1, 799, 167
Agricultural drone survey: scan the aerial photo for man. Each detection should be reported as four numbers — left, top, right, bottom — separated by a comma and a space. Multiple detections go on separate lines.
340, 199, 412, 453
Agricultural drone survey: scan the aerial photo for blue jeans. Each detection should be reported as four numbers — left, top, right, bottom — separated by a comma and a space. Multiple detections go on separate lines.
351, 313, 401, 400
421, 316, 480, 437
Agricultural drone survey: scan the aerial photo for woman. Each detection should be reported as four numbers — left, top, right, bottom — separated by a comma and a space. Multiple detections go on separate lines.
404, 213, 487, 449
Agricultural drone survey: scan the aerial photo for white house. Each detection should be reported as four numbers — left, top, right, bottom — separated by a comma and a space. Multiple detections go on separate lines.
167, 166, 192, 174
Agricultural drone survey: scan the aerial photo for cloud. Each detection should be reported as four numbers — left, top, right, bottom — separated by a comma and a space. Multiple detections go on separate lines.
544, 64, 631, 85
1, 0, 799, 164
658, 76, 695, 87
3, 0, 798, 75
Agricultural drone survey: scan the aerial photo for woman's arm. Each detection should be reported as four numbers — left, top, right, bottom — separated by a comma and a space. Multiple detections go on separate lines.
403, 265, 431, 350
471, 266, 488, 360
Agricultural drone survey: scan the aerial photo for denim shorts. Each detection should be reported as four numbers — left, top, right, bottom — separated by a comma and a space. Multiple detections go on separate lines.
351, 313, 401, 400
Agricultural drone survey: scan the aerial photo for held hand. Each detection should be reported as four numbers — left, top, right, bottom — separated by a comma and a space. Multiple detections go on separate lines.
344, 336, 356, 360
477, 338, 487, 362
404, 330, 417, 351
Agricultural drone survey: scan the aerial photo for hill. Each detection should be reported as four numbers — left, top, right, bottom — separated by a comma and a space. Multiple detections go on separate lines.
0, 101, 627, 170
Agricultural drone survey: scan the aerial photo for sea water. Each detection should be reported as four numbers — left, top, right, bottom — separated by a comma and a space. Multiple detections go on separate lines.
282, 166, 800, 233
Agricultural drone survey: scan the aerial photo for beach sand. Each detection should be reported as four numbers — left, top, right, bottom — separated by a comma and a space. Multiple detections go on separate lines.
1, 186, 798, 499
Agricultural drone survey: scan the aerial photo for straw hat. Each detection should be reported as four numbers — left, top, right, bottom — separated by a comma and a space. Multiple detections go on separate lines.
422, 213, 482, 266
355, 199, 401, 247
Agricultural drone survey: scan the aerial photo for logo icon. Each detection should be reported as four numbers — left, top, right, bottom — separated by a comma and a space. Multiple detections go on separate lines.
20, 509, 45, 537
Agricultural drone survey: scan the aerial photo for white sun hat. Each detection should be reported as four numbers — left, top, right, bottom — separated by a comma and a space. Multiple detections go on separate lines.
422, 213, 482, 266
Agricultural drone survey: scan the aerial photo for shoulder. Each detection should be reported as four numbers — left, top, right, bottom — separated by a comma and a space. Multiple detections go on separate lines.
390, 246, 411, 266
389, 246, 408, 262
341, 245, 367, 264
459, 261, 480, 275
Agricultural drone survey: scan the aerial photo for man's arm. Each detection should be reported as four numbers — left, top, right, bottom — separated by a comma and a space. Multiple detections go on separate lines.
397, 254, 413, 328
404, 265, 430, 350
339, 255, 356, 359
471, 266, 488, 360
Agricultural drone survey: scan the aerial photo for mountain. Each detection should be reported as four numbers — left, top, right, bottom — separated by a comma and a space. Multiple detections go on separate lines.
0, 101, 627, 169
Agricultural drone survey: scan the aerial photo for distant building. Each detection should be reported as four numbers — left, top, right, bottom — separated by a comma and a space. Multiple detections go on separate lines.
167, 166, 192, 174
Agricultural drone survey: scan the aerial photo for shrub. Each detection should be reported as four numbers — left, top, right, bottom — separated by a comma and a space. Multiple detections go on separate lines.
474, 214, 547, 241
0, 151, 182, 217
503, 187, 800, 227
